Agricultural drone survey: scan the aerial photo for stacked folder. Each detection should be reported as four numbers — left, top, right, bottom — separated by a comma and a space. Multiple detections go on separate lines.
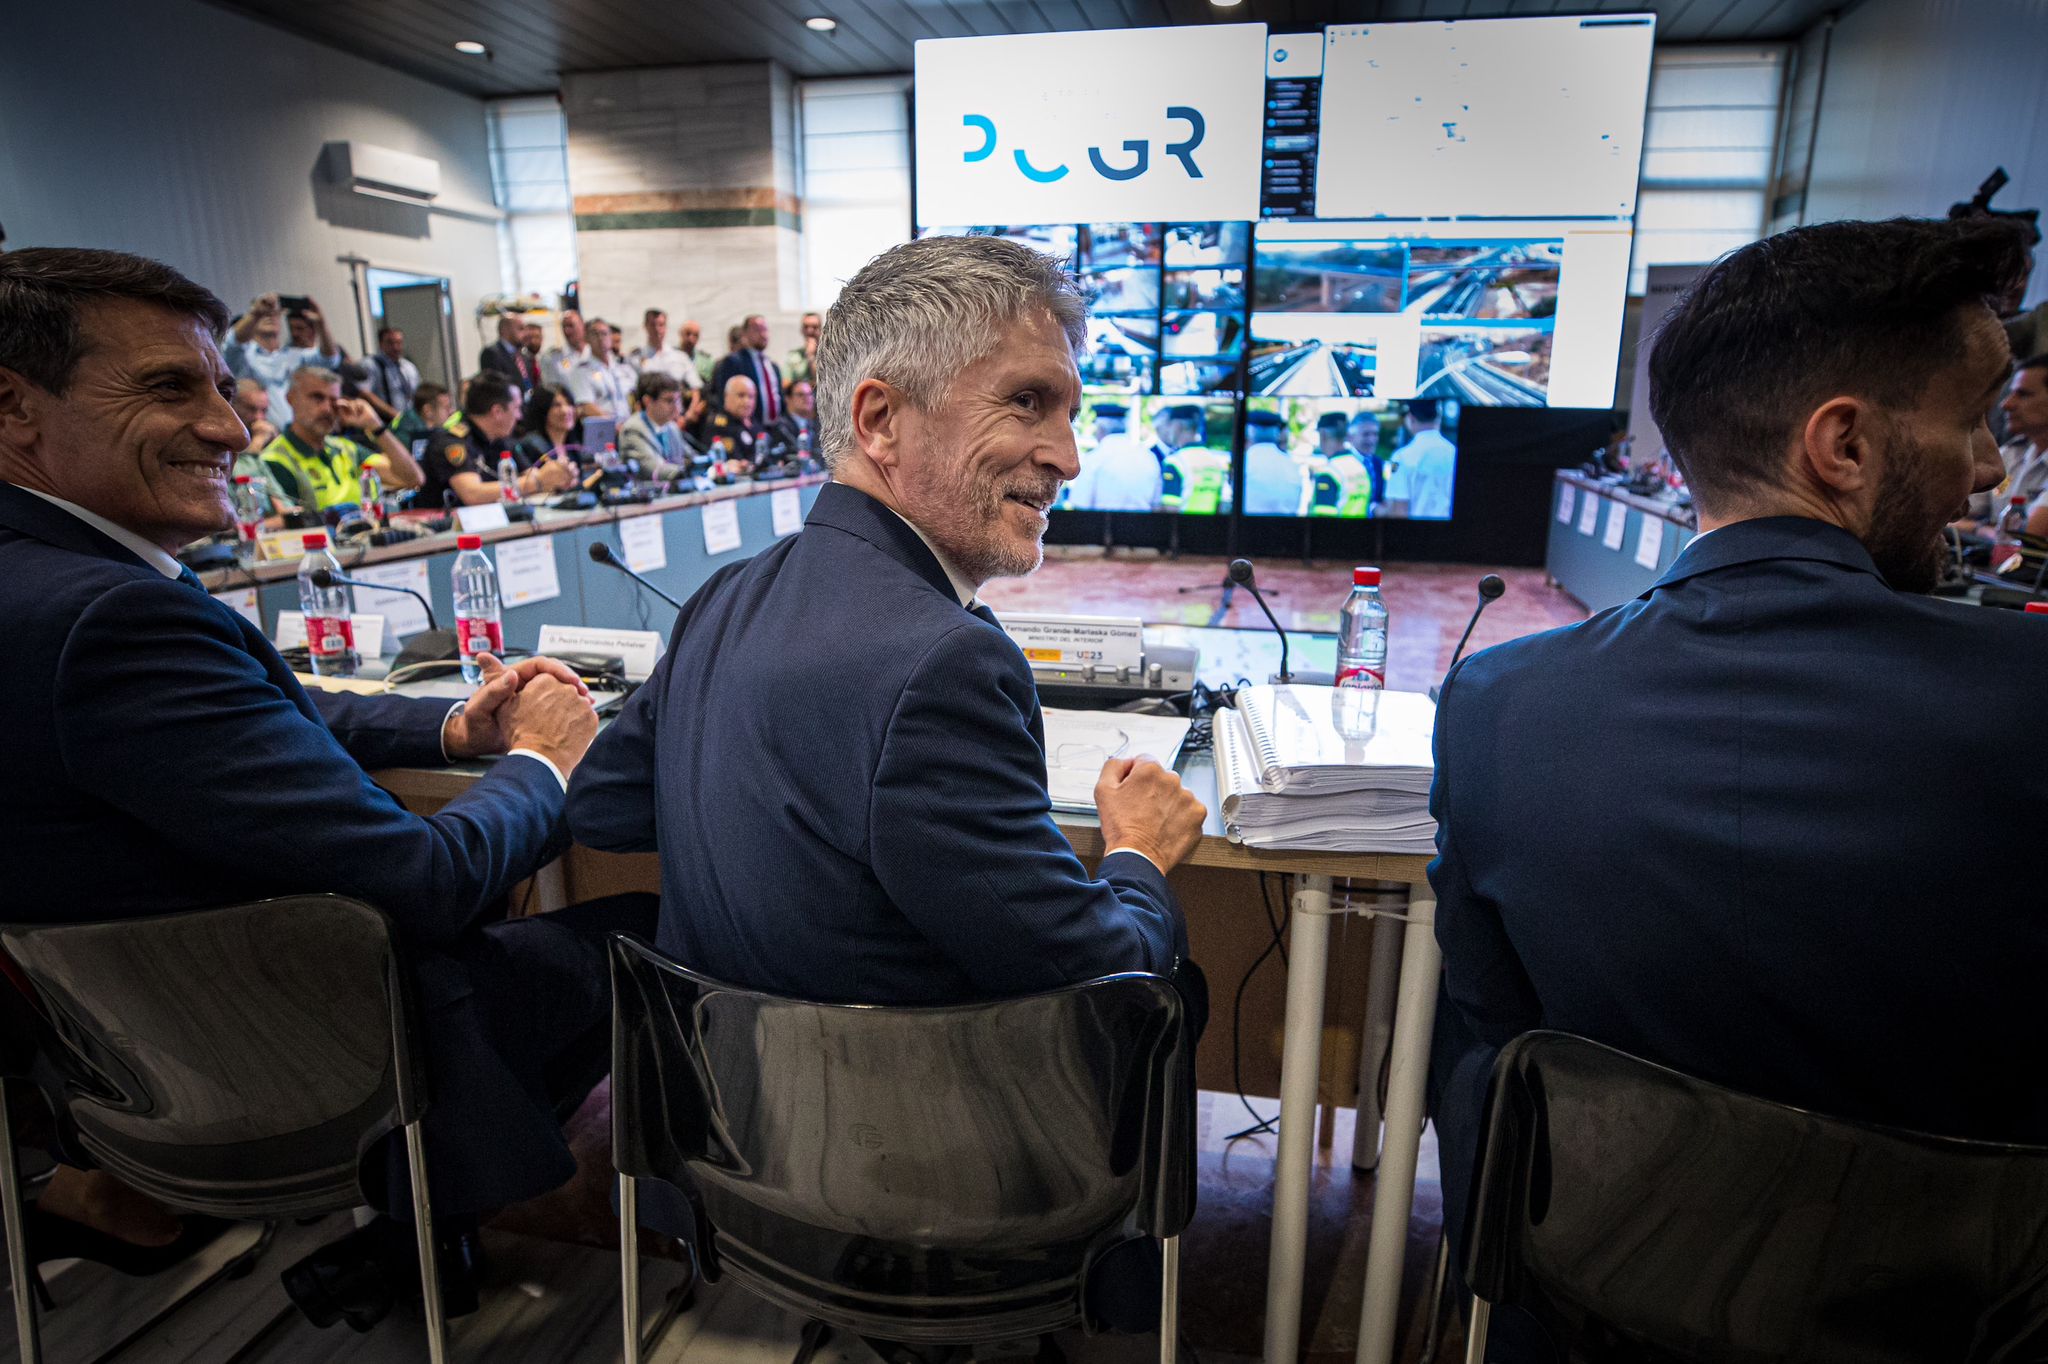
1213, 685, 1438, 854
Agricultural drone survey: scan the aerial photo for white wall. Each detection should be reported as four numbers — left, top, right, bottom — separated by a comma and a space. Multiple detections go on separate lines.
800, 77, 912, 311
0, 0, 502, 355
1803, 0, 2048, 308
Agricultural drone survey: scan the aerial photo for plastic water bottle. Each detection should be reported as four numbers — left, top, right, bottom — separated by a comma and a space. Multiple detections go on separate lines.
1337, 566, 1389, 690
497, 453, 521, 503
232, 475, 265, 565
296, 532, 356, 677
451, 534, 504, 685
1995, 495, 2031, 571
359, 467, 383, 524
710, 437, 729, 484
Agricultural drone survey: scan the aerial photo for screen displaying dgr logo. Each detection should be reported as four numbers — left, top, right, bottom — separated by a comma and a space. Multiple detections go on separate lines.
961, 108, 1209, 184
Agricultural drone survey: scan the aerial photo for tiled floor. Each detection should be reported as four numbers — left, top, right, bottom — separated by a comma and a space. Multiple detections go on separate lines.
980, 550, 1586, 694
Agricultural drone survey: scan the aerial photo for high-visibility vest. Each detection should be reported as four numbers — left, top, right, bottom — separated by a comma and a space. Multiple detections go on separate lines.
261, 429, 369, 511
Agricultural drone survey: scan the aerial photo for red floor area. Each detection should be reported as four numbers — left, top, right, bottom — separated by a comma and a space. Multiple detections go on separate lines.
978, 551, 1588, 693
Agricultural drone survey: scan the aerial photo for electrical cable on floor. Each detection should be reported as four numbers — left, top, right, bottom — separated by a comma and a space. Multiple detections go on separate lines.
1224, 872, 1292, 1145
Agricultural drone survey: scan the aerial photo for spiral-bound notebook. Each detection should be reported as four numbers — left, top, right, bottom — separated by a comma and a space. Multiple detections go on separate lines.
1214, 687, 1438, 852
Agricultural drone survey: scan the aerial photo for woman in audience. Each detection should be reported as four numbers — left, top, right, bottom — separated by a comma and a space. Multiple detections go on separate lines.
514, 383, 578, 467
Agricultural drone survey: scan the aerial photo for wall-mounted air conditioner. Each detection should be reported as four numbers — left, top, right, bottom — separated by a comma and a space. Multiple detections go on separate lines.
333, 141, 442, 206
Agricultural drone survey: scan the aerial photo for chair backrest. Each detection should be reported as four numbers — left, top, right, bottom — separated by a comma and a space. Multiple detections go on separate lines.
609, 934, 1195, 1343
0, 895, 423, 1220
1465, 1031, 2048, 1364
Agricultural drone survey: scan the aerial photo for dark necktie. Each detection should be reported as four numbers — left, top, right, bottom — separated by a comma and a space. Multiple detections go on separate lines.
176, 565, 205, 592
754, 351, 778, 424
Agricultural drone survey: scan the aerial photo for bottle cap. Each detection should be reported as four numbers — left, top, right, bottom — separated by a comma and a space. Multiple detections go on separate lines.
457, 534, 483, 550
233, 474, 252, 484
1354, 566, 1382, 587
302, 532, 328, 550
2027, 602, 2048, 615
2014, 496, 2028, 506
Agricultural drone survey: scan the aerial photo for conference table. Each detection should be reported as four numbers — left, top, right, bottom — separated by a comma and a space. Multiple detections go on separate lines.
251, 474, 1446, 1364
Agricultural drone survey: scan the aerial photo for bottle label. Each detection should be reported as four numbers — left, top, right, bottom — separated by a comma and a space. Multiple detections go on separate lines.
236, 519, 259, 543
306, 615, 354, 657
457, 616, 504, 658
1336, 663, 1385, 689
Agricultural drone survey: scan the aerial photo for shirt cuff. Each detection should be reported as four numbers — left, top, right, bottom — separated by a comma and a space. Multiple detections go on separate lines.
438, 702, 464, 762
1103, 845, 1164, 875
507, 748, 569, 792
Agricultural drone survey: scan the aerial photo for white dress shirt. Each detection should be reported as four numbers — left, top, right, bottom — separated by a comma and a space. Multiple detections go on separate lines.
629, 344, 702, 389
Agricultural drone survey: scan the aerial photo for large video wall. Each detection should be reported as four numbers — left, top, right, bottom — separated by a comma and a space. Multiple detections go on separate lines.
912, 14, 1655, 523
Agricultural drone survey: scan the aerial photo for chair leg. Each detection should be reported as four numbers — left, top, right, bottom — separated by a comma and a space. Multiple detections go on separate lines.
1158, 1235, 1180, 1364
1464, 1297, 1490, 1364
1417, 1228, 1450, 1364
402, 1119, 449, 1364
1, 1079, 42, 1364
620, 1174, 641, 1364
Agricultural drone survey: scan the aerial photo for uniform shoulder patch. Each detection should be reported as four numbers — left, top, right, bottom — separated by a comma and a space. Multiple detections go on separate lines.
445, 442, 468, 467
448, 418, 470, 437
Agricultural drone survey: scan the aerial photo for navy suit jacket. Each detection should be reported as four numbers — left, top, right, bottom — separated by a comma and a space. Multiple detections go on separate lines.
710, 350, 782, 417
0, 482, 566, 946
566, 481, 1185, 1003
1431, 516, 2048, 1265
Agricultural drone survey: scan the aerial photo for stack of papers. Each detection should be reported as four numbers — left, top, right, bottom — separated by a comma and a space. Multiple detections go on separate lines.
1042, 708, 1194, 813
1213, 686, 1438, 853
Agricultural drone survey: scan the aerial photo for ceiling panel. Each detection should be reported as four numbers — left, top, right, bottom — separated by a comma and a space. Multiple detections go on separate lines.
203, 0, 1849, 97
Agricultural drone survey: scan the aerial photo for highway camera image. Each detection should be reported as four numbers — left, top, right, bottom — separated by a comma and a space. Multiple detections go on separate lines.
1406, 243, 1561, 320
1253, 242, 1405, 313
1248, 320, 1378, 397
1415, 325, 1552, 406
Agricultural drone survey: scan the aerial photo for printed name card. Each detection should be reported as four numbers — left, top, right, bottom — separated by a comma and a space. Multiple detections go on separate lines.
455, 503, 510, 533
493, 537, 561, 607
772, 487, 805, 537
1634, 515, 1666, 570
275, 611, 386, 658
1576, 492, 1602, 536
537, 624, 667, 681
619, 515, 668, 572
701, 500, 744, 556
350, 559, 434, 638
1601, 499, 1628, 551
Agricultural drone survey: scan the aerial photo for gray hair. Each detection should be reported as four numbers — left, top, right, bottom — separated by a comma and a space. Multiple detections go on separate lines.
815, 235, 1087, 471
290, 364, 341, 390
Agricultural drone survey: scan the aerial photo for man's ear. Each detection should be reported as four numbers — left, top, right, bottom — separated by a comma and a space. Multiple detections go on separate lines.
850, 377, 906, 471
0, 366, 47, 453
1799, 395, 1880, 498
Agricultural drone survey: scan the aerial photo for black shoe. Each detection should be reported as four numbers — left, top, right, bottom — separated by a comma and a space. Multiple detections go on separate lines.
24, 1205, 231, 1277
281, 1217, 482, 1333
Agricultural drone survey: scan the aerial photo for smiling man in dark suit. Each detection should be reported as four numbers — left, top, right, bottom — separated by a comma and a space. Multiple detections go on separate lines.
0, 248, 653, 1330
1428, 215, 2047, 1359
570, 235, 1205, 1008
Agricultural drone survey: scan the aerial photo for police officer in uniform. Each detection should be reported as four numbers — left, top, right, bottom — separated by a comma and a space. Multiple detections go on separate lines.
418, 374, 576, 508
261, 365, 422, 513
1240, 408, 1306, 516
1316, 410, 1376, 517
695, 373, 763, 471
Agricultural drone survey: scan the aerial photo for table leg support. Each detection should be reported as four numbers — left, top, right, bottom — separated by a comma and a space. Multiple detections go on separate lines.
1350, 911, 1405, 1172
1261, 873, 1333, 1364
1354, 892, 1441, 1364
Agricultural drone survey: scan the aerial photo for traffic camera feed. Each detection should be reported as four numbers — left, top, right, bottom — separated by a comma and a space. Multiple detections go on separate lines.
1058, 395, 1239, 516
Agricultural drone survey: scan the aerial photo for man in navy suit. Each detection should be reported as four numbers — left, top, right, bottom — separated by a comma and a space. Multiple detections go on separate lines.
569, 235, 1205, 1010
0, 248, 652, 1326
1429, 216, 2046, 1357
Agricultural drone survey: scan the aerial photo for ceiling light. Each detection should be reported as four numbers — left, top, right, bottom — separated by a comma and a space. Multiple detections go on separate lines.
454, 40, 488, 55
1209, 0, 1243, 7
805, 16, 838, 32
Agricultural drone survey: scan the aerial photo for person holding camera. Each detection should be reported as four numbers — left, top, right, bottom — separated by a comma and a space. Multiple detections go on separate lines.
224, 292, 341, 426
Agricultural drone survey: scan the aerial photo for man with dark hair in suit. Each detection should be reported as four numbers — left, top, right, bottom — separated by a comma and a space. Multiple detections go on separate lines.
0, 247, 655, 1330
711, 313, 783, 430
1429, 215, 2045, 1358
568, 236, 1206, 990
477, 311, 538, 394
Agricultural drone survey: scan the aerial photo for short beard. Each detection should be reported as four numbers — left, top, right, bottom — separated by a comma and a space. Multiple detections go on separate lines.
1863, 449, 1947, 594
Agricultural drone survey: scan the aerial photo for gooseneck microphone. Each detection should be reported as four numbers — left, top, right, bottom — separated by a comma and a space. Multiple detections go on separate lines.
1228, 557, 1292, 683
588, 541, 685, 611
310, 567, 438, 632
1432, 574, 1507, 702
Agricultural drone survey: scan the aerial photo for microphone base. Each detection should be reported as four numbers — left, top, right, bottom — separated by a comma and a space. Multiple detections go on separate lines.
392, 629, 461, 676
1269, 669, 1336, 687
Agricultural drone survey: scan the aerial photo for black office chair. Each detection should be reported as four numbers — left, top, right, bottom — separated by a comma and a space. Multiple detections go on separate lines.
1461, 1031, 2048, 1363
0, 896, 449, 1364
607, 934, 1196, 1364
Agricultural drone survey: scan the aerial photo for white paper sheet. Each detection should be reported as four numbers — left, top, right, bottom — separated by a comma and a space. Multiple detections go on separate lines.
701, 500, 743, 556
275, 611, 385, 658
1635, 515, 1666, 569
772, 487, 805, 537
1602, 499, 1628, 551
1576, 492, 1602, 536
455, 503, 510, 533
494, 537, 561, 607
350, 559, 434, 638
618, 515, 667, 572
1555, 484, 1575, 524
1041, 708, 1193, 813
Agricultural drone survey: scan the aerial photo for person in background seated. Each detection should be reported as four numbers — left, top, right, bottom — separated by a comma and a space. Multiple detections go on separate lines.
696, 373, 761, 470
619, 371, 700, 480
1393, 398, 1455, 518
1067, 402, 1161, 511
567, 228, 1206, 1038
1991, 355, 2048, 538
629, 307, 701, 391
785, 310, 821, 385
1429, 215, 2043, 1361
223, 291, 340, 426
418, 373, 575, 508
477, 311, 538, 395
260, 366, 422, 514
514, 383, 580, 469
393, 380, 453, 448
229, 377, 289, 524
0, 246, 655, 1330
769, 376, 818, 460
